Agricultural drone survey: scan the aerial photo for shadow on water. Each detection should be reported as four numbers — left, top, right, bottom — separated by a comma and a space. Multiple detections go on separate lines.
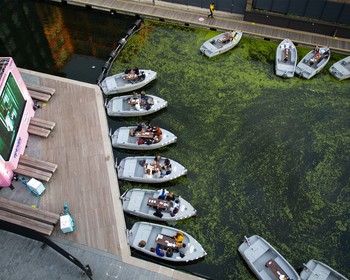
2, 1, 350, 280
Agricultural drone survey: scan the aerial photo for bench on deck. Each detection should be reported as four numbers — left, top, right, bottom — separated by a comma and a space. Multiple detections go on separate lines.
26, 83, 56, 102
0, 197, 59, 236
265, 259, 290, 280
19, 155, 58, 173
28, 117, 56, 138
15, 155, 58, 182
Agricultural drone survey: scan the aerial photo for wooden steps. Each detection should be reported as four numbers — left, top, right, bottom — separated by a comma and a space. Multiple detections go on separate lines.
0, 197, 59, 236
26, 83, 56, 102
28, 117, 56, 138
14, 156, 58, 182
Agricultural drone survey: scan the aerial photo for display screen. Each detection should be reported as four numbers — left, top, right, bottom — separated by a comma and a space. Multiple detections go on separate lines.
0, 73, 26, 161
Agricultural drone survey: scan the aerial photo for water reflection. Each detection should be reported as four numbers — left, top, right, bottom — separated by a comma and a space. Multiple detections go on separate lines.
0, 0, 135, 80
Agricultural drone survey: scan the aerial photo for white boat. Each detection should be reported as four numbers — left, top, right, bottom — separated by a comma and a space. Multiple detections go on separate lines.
116, 156, 187, 183
300, 259, 349, 280
295, 46, 331, 79
275, 38, 297, 78
127, 221, 207, 262
120, 188, 197, 224
238, 235, 301, 280
329, 56, 350, 81
110, 126, 177, 150
106, 94, 167, 117
100, 69, 157, 95
200, 30, 243, 58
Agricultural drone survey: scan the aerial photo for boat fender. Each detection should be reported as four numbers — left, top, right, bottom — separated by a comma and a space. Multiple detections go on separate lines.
102, 61, 110, 70
109, 50, 117, 59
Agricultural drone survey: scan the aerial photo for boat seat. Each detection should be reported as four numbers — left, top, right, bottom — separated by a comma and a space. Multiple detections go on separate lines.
132, 224, 152, 246
128, 191, 144, 211
259, 270, 270, 280
117, 130, 129, 144
309, 264, 330, 280
161, 228, 175, 237
123, 159, 137, 178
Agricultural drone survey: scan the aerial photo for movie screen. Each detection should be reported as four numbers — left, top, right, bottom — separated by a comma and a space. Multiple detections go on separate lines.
0, 73, 26, 161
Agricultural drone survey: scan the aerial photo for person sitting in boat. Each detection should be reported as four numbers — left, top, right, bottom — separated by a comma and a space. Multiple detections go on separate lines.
155, 244, 165, 257
152, 134, 162, 144
173, 231, 184, 243
145, 168, 153, 179
314, 45, 320, 54
133, 67, 140, 75
166, 192, 176, 201
283, 48, 290, 62
128, 92, 139, 105
132, 99, 141, 111
157, 188, 169, 200
219, 31, 235, 43
153, 126, 162, 136
153, 206, 163, 218
166, 248, 173, 257
140, 91, 147, 104
146, 121, 153, 132
170, 199, 180, 217
153, 155, 162, 170
138, 71, 146, 80
161, 158, 172, 176
124, 67, 132, 74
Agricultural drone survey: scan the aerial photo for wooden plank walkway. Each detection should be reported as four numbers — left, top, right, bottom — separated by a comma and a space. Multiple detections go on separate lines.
64, 0, 350, 53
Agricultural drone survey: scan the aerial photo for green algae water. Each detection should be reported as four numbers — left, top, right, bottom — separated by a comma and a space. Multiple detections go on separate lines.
110, 21, 350, 279
113, 22, 350, 279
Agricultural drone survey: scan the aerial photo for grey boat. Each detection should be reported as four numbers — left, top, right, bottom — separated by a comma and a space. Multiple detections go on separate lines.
110, 126, 177, 150
116, 156, 187, 183
106, 94, 167, 117
295, 46, 330, 79
300, 259, 349, 280
200, 30, 243, 58
275, 38, 297, 78
238, 235, 301, 280
329, 56, 350, 81
127, 221, 207, 262
120, 188, 197, 224
100, 69, 157, 95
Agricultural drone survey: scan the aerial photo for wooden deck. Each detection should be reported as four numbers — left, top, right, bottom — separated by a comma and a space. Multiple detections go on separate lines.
19, 70, 124, 256
64, 0, 350, 53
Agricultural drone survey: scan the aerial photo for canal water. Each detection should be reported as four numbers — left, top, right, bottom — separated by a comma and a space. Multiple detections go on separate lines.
1, 1, 350, 280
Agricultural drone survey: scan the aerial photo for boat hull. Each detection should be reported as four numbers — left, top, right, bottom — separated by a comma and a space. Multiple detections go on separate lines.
295, 47, 330, 79
329, 56, 350, 81
111, 126, 177, 150
117, 156, 187, 183
106, 94, 167, 117
200, 31, 243, 58
120, 188, 197, 223
238, 235, 301, 280
300, 259, 349, 280
100, 70, 157, 95
275, 38, 297, 78
127, 221, 207, 262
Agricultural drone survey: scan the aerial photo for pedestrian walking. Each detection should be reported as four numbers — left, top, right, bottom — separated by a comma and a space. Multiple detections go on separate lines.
208, 3, 215, 18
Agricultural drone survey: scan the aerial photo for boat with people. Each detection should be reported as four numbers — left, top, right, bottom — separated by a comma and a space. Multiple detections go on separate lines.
300, 259, 349, 280
295, 46, 331, 79
110, 125, 177, 150
116, 155, 187, 183
120, 188, 197, 224
275, 38, 297, 78
127, 221, 207, 262
100, 68, 157, 95
105, 92, 167, 117
329, 56, 350, 81
200, 30, 243, 58
238, 235, 301, 280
